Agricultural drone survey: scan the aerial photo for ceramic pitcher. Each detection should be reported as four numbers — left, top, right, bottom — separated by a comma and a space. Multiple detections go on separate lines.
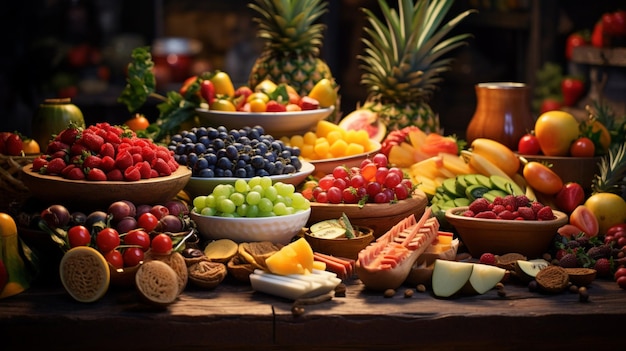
466, 82, 535, 150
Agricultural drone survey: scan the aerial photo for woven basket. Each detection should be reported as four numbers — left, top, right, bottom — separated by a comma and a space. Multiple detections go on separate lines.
0, 154, 38, 212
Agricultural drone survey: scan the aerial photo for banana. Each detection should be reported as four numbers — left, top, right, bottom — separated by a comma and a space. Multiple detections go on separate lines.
461, 150, 515, 184
470, 138, 521, 177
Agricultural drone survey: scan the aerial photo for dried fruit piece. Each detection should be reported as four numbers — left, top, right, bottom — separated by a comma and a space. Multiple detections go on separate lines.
135, 260, 179, 306
203, 239, 238, 263
59, 246, 110, 303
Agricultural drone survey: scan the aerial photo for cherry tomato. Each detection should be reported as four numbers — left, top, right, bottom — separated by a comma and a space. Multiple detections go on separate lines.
124, 229, 151, 251
570, 137, 595, 157
104, 249, 124, 269
67, 225, 92, 248
614, 267, 626, 281
150, 233, 173, 254
123, 247, 144, 267
517, 133, 541, 155
606, 223, 626, 237
522, 161, 564, 195
137, 212, 159, 232
617, 275, 626, 290
96, 228, 120, 253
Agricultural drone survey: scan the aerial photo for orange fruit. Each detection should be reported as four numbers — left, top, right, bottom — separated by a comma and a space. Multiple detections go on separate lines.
22, 139, 40, 155
125, 114, 150, 131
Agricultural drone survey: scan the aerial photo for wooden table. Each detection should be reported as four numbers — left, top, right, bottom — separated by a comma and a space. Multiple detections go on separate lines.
2, 273, 625, 351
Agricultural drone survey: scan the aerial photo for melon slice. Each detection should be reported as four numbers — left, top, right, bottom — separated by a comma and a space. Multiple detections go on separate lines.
432, 259, 473, 298
339, 109, 387, 142
265, 238, 314, 275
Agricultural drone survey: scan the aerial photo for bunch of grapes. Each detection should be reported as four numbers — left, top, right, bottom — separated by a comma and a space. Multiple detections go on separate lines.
193, 176, 310, 218
168, 125, 302, 178
308, 153, 414, 204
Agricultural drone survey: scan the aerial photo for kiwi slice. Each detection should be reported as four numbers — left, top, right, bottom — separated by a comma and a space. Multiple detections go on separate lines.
465, 184, 490, 201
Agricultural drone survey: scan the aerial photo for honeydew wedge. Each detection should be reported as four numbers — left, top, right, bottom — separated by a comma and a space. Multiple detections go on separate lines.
463, 263, 506, 295
432, 259, 473, 298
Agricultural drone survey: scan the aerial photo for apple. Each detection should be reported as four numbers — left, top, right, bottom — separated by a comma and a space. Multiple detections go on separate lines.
432, 259, 473, 298
463, 263, 506, 295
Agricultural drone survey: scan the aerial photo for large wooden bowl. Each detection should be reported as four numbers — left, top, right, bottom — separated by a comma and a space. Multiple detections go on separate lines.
307, 190, 428, 238
445, 206, 568, 258
21, 164, 191, 209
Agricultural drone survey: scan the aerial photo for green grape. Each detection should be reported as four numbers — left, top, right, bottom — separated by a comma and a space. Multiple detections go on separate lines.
258, 198, 273, 213
264, 186, 278, 202
205, 194, 216, 208
258, 211, 275, 217
218, 198, 236, 214
234, 179, 249, 193
273, 202, 288, 216
276, 182, 295, 197
290, 193, 309, 210
213, 184, 234, 198
260, 176, 273, 189
250, 184, 264, 196
200, 207, 216, 216
248, 176, 262, 188
230, 192, 245, 207
282, 195, 293, 207
219, 212, 236, 218
193, 196, 207, 211
246, 204, 259, 218
236, 203, 249, 217
246, 191, 262, 205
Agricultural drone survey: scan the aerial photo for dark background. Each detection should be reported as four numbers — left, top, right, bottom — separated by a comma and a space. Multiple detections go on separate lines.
0, 0, 621, 140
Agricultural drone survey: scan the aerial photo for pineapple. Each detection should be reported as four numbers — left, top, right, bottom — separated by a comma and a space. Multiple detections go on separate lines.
356, 0, 475, 133
248, 0, 334, 96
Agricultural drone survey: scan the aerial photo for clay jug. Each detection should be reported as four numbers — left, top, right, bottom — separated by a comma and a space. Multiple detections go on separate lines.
32, 98, 85, 152
466, 82, 535, 150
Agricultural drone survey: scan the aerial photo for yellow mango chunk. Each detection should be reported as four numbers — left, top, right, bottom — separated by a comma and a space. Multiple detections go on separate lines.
265, 238, 314, 275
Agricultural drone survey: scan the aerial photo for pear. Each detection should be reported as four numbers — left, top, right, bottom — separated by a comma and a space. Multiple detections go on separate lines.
463, 263, 506, 294
432, 259, 474, 298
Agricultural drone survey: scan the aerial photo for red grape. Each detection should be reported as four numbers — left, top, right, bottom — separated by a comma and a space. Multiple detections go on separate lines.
327, 187, 343, 204
350, 174, 366, 188
332, 166, 349, 180
315, 191, 328, 203
372, 153, 388, 168
375, 167, 389, 184
366, 181, 382, 198
332, 177, 347, 190
318, 175, 334, 191
384, 172, 402, 188
394, 184, 409, 200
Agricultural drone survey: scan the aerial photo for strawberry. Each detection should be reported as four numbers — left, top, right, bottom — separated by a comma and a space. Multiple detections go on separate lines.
32, 156, 48, 171
123, 165, 141, 181
475, 211, 498, 219
46, 157, 67, 174
80, 131, 104, 152
468, 198, 490, 214
61, 164, 77, 177
5, 133, 23, 156
83, 155, 102, 169
514, 195, 530, 208
69, 142, 88, 156
497, 210, 516, 220
555, 249, 568, 260
65, 166, 85, 180
516, 207, 535, 220
559, 253, 578, 268
99, 142, 115, 159
56, 127, 80, 145
492, 204, 506, 214
46, 141, 69, 154
491, 196, 505, 207
594, 258, 611, 278
461, 210, 475, 217
115, 150, 133, 170
479, 253, 497, 265
266, 100, 287, 112
100, 155, 116, 172
106, 169, 124, 181
536, 206, 555, 220
86, 168, 107, 181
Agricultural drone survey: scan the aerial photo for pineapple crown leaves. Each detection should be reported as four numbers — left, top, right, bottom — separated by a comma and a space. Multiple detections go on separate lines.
358, 0, 476, 103
249, 0, 328, 53
592, 142, 626, 196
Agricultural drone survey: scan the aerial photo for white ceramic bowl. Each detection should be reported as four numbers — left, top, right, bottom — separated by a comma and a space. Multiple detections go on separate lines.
190, 208, 311, 244
308, 141, 381, 177
184, 160, 315, 199
195, 106, 334, 138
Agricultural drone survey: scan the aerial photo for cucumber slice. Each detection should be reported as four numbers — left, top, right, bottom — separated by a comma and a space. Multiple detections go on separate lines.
453, 197, 471, 207
465, 184, 490, 201
482, 189, 509, 202
442, 178, 463, 197
464, 174, 478, 185
490, 175, 525, 196
456, 175, 468, 189
475, 174, 493, 188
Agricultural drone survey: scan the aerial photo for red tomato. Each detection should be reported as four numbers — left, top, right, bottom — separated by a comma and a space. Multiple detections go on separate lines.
517, 133, 541, 155
124, 229, 151, 251
617, 276, 626, 290
539, 98, 562, 114
67, 225, 92, 248
96, 228, 120, 253
614, 267, 626, 281
607, 223, 626, 237
570, 137, 595, 157
104, 249, 124, 269
569, 205, 600, 237
554, 182, 585, 214
122, 247, 144, 267
150, 233, 172, 254
137, 212, 159, 232
522, 161, 564, 195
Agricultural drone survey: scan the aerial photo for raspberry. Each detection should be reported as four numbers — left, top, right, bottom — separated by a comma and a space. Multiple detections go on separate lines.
530, 201, 544, 214
502, 195, 517, 211
594, 258, 611, 277
461, 210, 475, 217
536, 206, 555, 220
475, 211, 498, 219
517, 207, 535, 220
492, 196, 505, 206
497, 210, 517, 220
492, 204, 506, 214
468, 198, 490, 213
515, 195, 530, 208
479, 253, 497, 265
559, 253, 578, 268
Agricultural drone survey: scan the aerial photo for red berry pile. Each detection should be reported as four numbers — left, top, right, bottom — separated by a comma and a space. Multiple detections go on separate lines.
462, 195, 555, 221
307, 153, 414, 204
31, 122, 179, 181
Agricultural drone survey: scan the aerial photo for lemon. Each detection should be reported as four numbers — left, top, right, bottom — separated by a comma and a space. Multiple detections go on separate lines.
307, 78, 337, 108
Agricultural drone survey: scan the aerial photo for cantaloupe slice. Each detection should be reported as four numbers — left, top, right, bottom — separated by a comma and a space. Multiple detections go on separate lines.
265, 238, 314, 275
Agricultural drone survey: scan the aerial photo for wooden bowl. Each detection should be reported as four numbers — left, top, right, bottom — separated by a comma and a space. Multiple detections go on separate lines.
445, 206, 568, 258
304, 226, 374, 260
307, 190, 428, 238
518, 155, 601, 191
21, 164, 191, 209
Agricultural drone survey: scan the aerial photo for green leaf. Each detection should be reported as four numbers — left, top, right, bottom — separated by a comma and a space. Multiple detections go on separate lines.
117, 46, 158, 113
